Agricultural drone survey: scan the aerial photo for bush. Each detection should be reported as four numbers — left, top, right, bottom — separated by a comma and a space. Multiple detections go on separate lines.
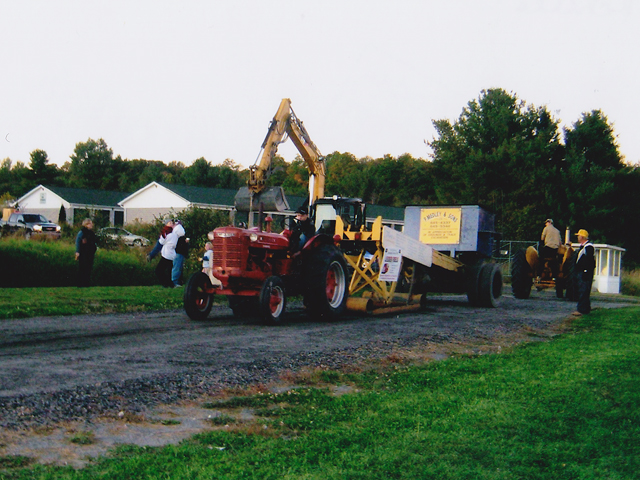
0, 237, 199, 288
621, 269, 640, 297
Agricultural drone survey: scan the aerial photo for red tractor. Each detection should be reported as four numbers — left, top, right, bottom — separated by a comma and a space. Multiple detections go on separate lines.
183, 218, 349, 324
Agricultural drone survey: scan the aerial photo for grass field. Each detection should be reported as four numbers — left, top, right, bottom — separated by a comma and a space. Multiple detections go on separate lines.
1, 306, 638, 479
0, 286, 189, 319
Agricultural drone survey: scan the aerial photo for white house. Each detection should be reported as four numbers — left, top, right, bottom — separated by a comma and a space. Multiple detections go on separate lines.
14, 185, 127, 225
118, 182, 238, 224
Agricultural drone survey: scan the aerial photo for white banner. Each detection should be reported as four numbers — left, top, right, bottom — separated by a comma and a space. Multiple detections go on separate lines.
379, 248, 402, 282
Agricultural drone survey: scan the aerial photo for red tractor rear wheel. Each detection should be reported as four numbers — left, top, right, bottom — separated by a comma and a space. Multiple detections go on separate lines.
304, 245, 348, 320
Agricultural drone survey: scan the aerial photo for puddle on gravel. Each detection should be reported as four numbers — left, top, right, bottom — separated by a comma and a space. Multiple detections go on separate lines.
0, 384, 358, 469
0, 404, 218, 469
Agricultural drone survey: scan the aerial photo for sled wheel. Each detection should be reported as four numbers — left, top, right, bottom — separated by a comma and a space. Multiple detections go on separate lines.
479, 263, 503, 308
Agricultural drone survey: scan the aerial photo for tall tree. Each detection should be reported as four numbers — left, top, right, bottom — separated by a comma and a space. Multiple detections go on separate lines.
562, 110, 625, 244
429, 88, 562, 238
29, 149, 59, 187
67, 138, 120, 190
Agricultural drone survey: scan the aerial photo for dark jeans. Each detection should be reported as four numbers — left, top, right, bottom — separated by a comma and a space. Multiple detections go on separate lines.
155, 256, 174, 287
576, 273, 593, 314
148, 240, 162, 260
77, 254, 95, 287
172, 253, 185, 286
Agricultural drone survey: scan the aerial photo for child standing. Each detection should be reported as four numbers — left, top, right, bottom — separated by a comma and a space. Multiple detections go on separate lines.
201, 242, 221, 287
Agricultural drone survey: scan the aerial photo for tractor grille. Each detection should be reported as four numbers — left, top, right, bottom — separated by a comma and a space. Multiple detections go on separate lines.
213, 235, 244, 269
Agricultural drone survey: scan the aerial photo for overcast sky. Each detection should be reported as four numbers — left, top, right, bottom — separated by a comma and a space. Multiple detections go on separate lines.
2, 0, 638, 170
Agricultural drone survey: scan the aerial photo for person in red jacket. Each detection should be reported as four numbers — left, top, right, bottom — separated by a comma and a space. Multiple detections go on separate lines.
147, 220, 173, 262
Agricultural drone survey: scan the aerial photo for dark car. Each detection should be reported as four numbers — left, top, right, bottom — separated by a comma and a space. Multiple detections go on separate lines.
2, 213, 61, 239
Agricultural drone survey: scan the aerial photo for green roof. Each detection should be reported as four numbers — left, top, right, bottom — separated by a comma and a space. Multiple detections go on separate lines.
45, 185, 129, 207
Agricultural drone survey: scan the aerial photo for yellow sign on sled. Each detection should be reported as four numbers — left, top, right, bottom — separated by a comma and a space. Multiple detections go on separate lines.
419, 207, 462, 245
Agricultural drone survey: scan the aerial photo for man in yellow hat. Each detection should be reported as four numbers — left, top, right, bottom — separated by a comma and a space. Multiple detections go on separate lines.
573, 229, 595, 316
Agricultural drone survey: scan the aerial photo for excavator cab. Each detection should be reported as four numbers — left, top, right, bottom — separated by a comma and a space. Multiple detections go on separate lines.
313, 197, 366, 236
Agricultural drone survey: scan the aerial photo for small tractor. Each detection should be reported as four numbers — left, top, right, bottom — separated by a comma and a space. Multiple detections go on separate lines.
510, 228, 577, 299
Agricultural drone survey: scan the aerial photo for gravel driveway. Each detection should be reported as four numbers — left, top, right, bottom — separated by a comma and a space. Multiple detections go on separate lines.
2, 291, 634, 431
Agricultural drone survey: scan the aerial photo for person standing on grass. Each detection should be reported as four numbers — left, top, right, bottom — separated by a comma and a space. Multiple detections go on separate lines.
75, 218, 97, 287
147, 219, 173, 262
172, 221, 188, 288
573, 229, 595, 316
155, 220, 183, 288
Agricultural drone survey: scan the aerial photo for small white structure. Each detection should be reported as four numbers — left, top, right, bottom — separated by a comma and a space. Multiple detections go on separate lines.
573, 243, 626, 294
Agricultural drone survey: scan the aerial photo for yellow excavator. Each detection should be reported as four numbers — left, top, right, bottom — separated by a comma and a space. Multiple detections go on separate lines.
234, 98, 326, 221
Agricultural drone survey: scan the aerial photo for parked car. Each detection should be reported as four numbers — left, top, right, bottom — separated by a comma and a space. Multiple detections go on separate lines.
1, 212, 61, 239
99, 227, 150, 246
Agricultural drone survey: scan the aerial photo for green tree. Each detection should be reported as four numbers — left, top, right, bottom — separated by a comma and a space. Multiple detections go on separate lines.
29, 149, 59, 186
325, 152, 368, 199
363, 154, 435, 206
562, 110, 625, 245
429, 88, 562, 238
280, 157, 310, 197
181, 157, 214, 187
67, 138, 121, 190
0, 159, 32, 199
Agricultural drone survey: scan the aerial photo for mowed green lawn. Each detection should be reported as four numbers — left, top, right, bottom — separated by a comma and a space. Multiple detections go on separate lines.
1, 305, 638, 479
0, 286, 189, 319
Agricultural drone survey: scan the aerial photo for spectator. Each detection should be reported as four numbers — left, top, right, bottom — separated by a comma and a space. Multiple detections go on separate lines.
155, 221, 182, 288
200, 241, 221, 287
147, 220, 173, 262
172, 222, 188, 287
572, 229, 595, 316
75, 218, 97, 287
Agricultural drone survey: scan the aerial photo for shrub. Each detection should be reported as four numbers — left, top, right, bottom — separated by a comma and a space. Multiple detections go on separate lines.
0, 238, 177, 287
621, 269, 640, 296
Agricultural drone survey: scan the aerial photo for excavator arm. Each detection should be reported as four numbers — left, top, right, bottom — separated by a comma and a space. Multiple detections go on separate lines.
237, 98, 325, 213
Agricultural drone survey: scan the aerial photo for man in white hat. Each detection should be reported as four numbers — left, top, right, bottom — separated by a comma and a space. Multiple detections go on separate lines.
573, 229, 595, 316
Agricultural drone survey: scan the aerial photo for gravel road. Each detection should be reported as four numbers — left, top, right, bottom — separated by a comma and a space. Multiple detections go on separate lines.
0, 291, 634, 430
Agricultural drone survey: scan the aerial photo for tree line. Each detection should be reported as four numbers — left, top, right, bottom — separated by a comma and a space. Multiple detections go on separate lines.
2, 88, 638, 264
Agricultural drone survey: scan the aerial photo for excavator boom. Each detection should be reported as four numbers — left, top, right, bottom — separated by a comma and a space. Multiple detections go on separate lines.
235, 98, 325, 213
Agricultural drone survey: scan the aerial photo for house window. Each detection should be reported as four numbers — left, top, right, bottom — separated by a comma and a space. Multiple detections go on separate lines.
40, 192, 46, 204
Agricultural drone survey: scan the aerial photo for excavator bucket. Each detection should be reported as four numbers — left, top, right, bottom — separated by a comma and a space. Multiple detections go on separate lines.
234, 186, 289, 213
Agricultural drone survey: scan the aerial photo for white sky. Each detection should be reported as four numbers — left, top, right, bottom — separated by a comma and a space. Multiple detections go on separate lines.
2, 0, 638, 170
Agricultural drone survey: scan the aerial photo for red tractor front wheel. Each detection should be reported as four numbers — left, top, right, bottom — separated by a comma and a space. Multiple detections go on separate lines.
259, 276, 286, 324
184, 272, 215, 320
